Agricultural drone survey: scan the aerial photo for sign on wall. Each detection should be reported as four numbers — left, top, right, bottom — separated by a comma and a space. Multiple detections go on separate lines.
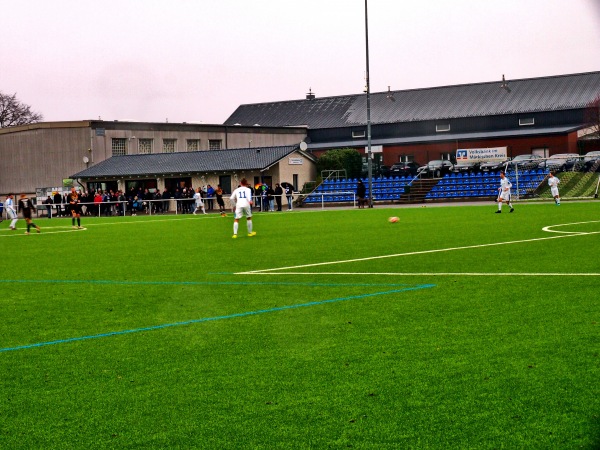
456, 147, 507, 162
288, 157, 304, 165
366, 145, 383, 153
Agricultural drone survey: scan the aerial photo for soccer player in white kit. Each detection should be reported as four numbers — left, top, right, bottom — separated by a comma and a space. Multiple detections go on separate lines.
496, 171, 514, 213
230, 178, 256, 238
193, 187, 206, 215
547, 171, 560, 205
5, 194, 18, 230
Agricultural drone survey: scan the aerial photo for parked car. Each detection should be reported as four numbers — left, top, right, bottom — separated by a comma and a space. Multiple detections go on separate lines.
479, 159, 509, 173
451, 160, 480, 174
360, 163, 390, 178
418, 160, 454, 178
539, 153, 581, 172
583, 151, 600, 172
507, 154, 543, 171
390, 161, 421, 177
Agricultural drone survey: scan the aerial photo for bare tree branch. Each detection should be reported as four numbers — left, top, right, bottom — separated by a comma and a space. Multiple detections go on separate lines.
0, 91, 43, 128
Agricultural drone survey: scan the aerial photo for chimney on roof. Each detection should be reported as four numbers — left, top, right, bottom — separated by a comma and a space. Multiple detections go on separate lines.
306, 88, 315, 100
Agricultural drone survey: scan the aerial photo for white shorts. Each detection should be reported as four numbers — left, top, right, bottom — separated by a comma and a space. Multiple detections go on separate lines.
7, 209, 17, 219
550, 187, 559, 197
498, 190, 511, 202
234, 205, 252, 219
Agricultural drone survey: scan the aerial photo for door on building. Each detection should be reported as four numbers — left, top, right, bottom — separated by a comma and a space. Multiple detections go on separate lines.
164, 177, 192, 194
219, 175, 232, 194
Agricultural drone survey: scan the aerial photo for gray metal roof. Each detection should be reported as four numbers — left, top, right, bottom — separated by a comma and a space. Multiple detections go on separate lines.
307, 125, 581, 150
224, 72, 600, 129
71, 145, 305, 178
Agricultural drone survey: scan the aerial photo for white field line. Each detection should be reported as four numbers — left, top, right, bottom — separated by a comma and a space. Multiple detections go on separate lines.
238, 223, 600, 275
542, 220, 600, 234
0, 228, 87, 238
247, 272, 600, 277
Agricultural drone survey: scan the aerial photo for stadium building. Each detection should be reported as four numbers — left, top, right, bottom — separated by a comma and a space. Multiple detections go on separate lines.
225, 71, 600, 169
0, 121, 310, 197
0, 71, 598, 200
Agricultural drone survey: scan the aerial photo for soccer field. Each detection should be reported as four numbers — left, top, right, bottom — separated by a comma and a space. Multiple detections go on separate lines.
1, 202, 599, 449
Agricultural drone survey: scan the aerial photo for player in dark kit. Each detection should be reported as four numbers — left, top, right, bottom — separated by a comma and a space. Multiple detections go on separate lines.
18, 194, 40, 235
69, 187, 83, 229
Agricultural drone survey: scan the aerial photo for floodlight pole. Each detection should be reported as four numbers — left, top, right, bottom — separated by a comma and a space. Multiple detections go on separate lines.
365, 0, 373, 208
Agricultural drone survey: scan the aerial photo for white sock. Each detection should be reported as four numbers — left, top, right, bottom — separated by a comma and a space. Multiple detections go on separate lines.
233, 222, 239, 235
247, 221, 253, 233
498, 203, 502, 211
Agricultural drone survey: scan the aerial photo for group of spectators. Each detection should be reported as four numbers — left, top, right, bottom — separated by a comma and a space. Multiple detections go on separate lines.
254, 182, 294, 212
31, 182, 294, 218
37, 185, 229, 217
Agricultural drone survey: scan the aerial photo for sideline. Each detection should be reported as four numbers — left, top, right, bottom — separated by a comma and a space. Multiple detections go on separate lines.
250, 272, 600, 277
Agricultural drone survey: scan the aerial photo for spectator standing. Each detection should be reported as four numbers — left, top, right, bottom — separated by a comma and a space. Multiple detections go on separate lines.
94, 190, 103, 216
53, 191, 62, 216
152, 190, 162, 213
206, 185, 215, 210
284, 183, 294, 211
267, 185, 275, 211
43, 195, 53, 218
261, 184, 268, 211
274, 183, 283, 211
117, 191, 126, 216
162, 189, 171, 214
356, 180, 366, 208
174, 188, 182, 213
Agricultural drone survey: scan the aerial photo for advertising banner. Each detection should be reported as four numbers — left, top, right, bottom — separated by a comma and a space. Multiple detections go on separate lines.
456, 147, 507, 162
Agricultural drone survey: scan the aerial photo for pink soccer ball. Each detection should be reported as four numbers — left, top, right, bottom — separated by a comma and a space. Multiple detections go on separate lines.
388, 216, 399, 223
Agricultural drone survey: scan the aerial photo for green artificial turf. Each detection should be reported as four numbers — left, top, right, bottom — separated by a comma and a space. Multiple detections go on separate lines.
1, 202, 599, 449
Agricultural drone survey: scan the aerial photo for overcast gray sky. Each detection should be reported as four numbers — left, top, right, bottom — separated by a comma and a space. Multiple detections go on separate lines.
2, 0, 599, 124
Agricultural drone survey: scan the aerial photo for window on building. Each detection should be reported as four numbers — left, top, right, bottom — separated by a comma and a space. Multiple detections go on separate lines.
436, 124, 451, 132
112, 138, 127, 156
352, 130, 366, 138
163, 139, 177, 153
187, 139, 200, 152
519, 117, 535, 126
208, 140, 222, 150
139, 139, 153, 154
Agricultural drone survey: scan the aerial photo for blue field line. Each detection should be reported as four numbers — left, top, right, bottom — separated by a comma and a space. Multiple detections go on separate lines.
0, 279, 415, 288
0, 284, 435, 353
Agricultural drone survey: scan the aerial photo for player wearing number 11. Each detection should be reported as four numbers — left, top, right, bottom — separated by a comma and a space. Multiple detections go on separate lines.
230, 178, 256, 238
